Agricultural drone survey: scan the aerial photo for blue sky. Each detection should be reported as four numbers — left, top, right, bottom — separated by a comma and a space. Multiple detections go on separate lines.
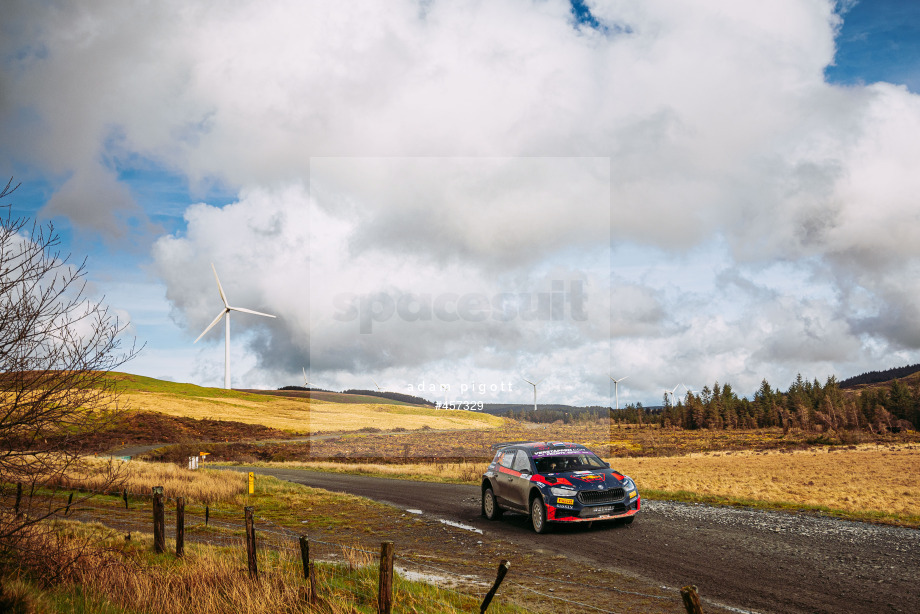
825, 0, 920, 92
3, 0, 920, 406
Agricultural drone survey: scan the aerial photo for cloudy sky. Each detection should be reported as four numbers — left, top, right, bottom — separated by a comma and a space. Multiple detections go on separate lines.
3, 0, 920, 407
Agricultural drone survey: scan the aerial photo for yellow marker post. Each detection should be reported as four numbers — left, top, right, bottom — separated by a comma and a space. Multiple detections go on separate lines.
248, 472, 254, 494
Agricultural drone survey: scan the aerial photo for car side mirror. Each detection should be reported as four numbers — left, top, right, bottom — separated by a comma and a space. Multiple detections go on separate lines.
604, 462, 610, 468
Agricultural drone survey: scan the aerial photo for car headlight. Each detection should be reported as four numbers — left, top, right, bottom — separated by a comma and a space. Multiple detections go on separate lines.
549, 487, 576, 497
621, 477, 635, 490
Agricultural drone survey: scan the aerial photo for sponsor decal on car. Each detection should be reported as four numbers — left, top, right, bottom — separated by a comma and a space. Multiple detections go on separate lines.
532, 448, 584, 457
629, 490, 637, 499
574, 474, 605, 482
556, 497, 574, 505
531, 474, 574, 486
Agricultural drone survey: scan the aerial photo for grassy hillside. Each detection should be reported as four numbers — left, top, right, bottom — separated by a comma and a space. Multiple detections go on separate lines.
240, 388, 426, 406
842, 368, 920, 393
110, 373, 503, 434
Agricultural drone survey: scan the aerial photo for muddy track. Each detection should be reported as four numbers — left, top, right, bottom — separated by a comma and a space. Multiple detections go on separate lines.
224, 466, 920, 614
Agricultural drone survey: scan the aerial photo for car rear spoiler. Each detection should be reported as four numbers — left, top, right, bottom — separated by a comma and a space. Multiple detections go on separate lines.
489, 441, 535, 451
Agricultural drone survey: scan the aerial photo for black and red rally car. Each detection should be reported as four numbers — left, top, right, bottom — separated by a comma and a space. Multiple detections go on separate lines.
481, 441, 640, 533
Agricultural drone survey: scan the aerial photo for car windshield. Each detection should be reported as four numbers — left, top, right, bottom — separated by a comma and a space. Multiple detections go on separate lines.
534, 452, 605, 474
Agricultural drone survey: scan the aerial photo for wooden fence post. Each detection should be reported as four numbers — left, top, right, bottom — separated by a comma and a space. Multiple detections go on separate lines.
123, 488, 129, 509
681, 585, 704, 614
299, 536, 310, 580
65, 492, 73, 516
152, 486, 165, 554
377, 541, 394, 614
299, 536, 319, 604
480, 560, 510, 613
245, 506, 258, 579
176, 496, 185, 558
308, 560, 319, 605
205, 505, 209, 526
14, 482, 22, 517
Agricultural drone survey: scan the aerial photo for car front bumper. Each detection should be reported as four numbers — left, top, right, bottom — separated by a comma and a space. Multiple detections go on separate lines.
546, 495, 641, 522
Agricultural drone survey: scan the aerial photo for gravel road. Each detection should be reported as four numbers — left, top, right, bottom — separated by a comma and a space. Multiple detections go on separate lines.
226, 466, 920, 614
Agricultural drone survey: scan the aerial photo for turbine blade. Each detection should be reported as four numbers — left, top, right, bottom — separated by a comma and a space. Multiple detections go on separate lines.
619, 375, 630, 383
303, 367, 309, 387
229, 306, 276, 318
211, 263, 229, 308
522, 377, 535, 386
194, 310, 226, 343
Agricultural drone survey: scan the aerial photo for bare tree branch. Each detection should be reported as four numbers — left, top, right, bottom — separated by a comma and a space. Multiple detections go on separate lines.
0, 180, 141, 564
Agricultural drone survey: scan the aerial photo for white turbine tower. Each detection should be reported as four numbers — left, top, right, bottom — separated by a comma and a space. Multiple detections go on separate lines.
433, 381, 450, 406
609, 375, 629, 410
440, 382, 450, 406
522, 376, 545, 412
194, 263, 276, 389
663, 384, 680, 405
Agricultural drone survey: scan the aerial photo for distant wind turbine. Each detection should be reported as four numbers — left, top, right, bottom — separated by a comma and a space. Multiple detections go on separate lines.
663, 384, 680, 405
609, 375, 629, 410
303, 368, 313, 389
372, 379, 383, 392
194, 263, 276, 389
433, 381, 450, 406
522, 376, 545, 412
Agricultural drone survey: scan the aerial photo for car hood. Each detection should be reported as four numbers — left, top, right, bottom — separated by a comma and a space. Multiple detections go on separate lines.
534, 468, 630, 489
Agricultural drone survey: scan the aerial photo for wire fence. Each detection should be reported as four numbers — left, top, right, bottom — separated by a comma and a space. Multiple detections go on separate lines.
1, 485, 693, 613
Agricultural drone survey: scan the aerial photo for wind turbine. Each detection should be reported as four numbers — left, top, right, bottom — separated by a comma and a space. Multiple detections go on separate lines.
302, 368, 313, 389
663, 384, 680, 405
522, 376, 545, 412
440, 382, 450, 406
372, 379, 383, 393
609, 375, 629, 410
194, 263, 276, 389
433, 381, 450, 406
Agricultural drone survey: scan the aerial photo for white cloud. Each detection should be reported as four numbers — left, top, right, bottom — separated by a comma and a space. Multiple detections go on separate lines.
5, 0, 920, 400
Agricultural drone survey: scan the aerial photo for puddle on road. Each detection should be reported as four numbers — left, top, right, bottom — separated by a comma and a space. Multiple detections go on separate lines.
396, 566, 488, 588
438, 519, 483, 534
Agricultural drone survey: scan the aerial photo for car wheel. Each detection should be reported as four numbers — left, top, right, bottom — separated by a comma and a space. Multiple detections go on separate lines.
530, 496, 549, 534
482, 487, 502, 520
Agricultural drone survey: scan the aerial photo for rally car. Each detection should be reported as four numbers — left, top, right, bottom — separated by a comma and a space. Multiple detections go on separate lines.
481, 442, 640, 533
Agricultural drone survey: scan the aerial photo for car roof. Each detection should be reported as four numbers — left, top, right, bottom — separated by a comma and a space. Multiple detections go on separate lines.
493, 441, 590, 453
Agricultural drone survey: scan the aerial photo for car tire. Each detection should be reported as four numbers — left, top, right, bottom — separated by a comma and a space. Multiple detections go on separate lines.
482, 487, 502, 520
530, 496, 549, 534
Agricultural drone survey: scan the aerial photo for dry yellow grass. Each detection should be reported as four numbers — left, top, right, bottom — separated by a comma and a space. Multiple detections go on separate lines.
14, 520, 513, 614
51, 458, 248, 503
251, 460, 487, 484
612, 444, 920, 518
123, 391, 502, 433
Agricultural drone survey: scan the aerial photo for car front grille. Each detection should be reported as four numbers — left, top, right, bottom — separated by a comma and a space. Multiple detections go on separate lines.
578, 488, 626, 505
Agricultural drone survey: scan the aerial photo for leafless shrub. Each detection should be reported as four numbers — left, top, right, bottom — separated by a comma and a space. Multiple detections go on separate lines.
0, 179, 139, 572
